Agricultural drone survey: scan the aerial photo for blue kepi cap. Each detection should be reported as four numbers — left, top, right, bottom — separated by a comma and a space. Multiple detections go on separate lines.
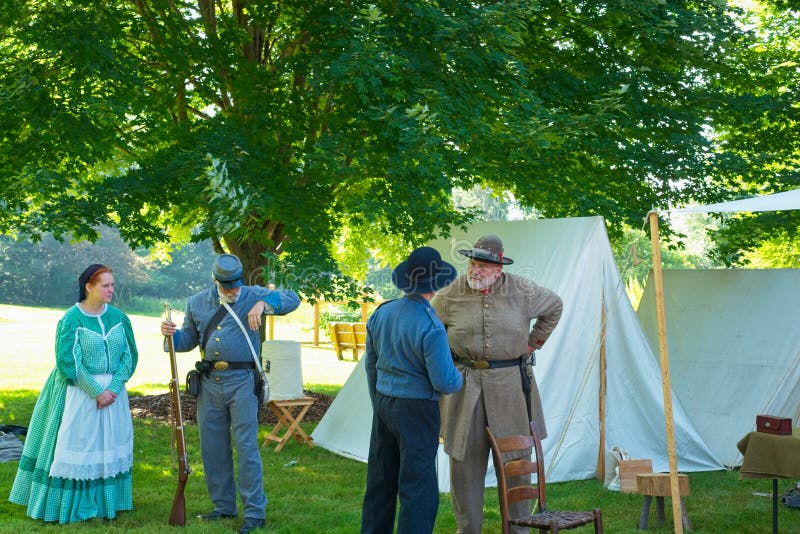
213, 254, 244, 289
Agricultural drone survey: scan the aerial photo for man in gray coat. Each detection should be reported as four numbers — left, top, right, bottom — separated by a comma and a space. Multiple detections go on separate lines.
161, 254, 300, 534
432, 235, 563, 534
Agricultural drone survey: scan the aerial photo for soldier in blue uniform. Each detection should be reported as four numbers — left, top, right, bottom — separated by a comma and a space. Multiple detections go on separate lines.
161, 254, 300, 534
361, 247, 463, 534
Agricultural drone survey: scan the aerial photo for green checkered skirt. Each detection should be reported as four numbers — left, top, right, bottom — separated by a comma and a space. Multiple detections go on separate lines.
9, 369, 133, 523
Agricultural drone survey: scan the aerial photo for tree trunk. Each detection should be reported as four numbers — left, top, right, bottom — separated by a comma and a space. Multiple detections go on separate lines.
225, 239, 272, 286
220, 219, 286, 287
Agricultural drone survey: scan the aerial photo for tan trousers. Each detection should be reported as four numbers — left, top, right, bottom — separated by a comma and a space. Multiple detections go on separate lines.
449, 393, 530, 534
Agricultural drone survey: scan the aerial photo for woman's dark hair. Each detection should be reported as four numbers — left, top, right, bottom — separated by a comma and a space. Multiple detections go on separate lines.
78, 264, 112, 301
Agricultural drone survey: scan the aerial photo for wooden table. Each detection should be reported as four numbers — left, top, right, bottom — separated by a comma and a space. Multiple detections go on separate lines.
737, 430, 800, 534
262, 397, 316, 453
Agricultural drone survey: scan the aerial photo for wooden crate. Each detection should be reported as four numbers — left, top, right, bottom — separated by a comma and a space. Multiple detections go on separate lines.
619, 459, 653, 493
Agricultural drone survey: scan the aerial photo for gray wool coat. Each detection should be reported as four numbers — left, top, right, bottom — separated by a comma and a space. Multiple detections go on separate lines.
431, 272, 563, 461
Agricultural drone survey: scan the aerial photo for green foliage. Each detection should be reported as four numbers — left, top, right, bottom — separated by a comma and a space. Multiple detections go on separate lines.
365, 266, 401, 301
610, 214, 724, 306
708, 211, 800, 267
0, 227, 215, 314
2, 0, 799, 297
708, 3, 800, 191
742, 229, 800, 268
699, 2, 800, 260
318, 304, 363, 336
489, 0, 747, 235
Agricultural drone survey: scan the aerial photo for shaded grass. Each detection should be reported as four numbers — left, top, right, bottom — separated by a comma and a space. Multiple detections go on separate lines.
3, 392, 800, 532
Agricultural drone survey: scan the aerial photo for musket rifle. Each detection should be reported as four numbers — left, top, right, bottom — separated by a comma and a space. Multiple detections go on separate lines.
165, 303, 190, 526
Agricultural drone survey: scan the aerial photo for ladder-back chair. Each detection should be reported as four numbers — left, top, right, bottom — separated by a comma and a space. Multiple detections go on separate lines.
486, 423, 603, 533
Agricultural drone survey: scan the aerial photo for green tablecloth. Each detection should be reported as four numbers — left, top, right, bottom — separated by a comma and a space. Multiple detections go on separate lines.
737, 430, 800, 479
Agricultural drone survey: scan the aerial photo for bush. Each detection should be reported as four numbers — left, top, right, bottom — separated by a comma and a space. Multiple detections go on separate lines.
319, 304, 362, 335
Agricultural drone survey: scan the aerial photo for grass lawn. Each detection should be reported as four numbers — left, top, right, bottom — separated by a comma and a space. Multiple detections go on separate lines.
1, 305, 799, 532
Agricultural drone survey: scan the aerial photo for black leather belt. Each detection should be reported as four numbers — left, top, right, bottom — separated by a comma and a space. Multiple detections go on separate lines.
212, 361, 255, 371
454, 356, 523, 369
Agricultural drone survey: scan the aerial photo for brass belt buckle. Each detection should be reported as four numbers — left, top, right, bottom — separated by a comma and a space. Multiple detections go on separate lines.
213, 361, 229, 370
473, 360, 490, 369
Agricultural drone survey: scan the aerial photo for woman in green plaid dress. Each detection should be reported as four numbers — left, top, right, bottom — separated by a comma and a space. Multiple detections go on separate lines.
9, 264, 138, 523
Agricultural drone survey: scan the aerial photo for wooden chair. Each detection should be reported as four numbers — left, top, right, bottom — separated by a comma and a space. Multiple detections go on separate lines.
487, 423, 603, 534
353, 321, 367, 354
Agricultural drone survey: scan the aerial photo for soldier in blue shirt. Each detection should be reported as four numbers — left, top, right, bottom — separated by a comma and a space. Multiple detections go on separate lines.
361, 247, 464, 534
161, 254, 300, 534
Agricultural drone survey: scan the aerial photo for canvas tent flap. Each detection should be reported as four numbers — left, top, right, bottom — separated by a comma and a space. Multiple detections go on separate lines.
309, 356, 373, 462
663, 188, 800, 214
637, 269, 800, 466
311, 216, 722, 490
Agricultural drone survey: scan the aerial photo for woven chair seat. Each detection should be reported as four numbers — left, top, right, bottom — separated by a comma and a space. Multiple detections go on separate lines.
512, 510, 598, 529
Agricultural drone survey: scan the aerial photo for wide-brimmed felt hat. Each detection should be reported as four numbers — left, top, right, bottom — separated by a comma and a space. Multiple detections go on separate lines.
392, 246, 457, 294
213, 254, 244, 289
458, 234, 514, 265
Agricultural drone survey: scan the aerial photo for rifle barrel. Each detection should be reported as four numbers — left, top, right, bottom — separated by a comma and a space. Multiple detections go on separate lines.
165, 303, 189, 527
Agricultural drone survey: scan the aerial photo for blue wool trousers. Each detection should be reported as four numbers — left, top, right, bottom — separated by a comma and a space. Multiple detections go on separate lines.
361, 393, 441, 534
197, 369, 266, 520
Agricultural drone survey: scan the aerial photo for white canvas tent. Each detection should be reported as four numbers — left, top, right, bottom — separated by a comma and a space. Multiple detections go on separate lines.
637, 268, 800, 467
312, 216, 722, 490
646, 187, 800, 532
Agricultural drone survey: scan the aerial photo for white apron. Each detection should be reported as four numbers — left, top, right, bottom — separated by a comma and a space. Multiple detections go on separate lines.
49, 373, 133, 480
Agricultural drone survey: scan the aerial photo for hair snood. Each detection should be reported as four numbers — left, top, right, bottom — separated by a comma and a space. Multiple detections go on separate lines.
78, 264, 111, 301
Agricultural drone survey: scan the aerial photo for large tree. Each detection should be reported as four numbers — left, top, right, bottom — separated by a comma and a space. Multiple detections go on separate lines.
703, 1, 800, 266
1, 1, 792, 297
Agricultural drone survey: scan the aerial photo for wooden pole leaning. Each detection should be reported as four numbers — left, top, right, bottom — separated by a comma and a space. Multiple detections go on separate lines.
647, 211, 683, 534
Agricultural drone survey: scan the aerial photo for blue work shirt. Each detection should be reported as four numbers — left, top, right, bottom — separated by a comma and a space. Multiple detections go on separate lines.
365, 294, 463, 402
171, 284, 300, 362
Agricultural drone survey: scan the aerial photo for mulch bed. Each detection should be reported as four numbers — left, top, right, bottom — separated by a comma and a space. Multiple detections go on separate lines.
129, 390, 334, 426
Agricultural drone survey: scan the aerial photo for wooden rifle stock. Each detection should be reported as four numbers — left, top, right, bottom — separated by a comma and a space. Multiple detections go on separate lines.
165, 304, 190, 526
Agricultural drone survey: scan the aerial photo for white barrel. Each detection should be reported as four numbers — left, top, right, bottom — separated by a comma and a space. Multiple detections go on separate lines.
262, 340, 303, 400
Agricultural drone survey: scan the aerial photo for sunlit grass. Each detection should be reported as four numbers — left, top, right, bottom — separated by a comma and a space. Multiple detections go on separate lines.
0, 303, 357, 393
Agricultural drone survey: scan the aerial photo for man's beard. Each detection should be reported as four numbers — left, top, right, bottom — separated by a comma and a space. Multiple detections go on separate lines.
217, 287, 241, 304
467, 273, 499, 292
